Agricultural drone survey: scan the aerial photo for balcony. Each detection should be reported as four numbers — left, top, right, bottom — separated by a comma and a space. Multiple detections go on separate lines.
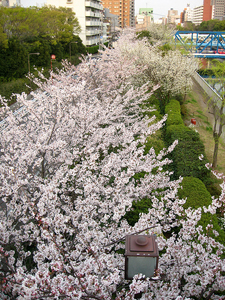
86, 37, 99, 46
86, 29, 101, 36
86, 10, 101, 17
85, 1, 103, 10
86, 20, 102, 26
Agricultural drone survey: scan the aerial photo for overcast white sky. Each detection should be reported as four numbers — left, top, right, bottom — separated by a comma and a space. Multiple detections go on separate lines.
21, 0, 204, 19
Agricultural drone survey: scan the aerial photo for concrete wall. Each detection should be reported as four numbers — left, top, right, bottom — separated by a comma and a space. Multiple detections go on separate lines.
193, 71, 225, 140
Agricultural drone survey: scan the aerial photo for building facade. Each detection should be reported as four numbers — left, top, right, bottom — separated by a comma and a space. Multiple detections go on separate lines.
103, 8, 119, 45
180, 4, 193, 23
193, 5, 204, 25
167, 8, 180, 24
136, 8, 153, 30
211, 0, 225, 20
203, 0, 213, 21
101, 0, 135, 28
46, 0, 103, 47
0, 0, 20, 6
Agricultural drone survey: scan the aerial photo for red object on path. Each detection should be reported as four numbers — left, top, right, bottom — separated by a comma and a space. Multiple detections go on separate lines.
51, 54, 56, 73
191, 118, 196, 125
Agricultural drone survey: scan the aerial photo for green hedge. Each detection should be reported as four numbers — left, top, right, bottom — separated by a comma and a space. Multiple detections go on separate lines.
165, 99, 181, 114
178, 177, 225, 246
178, 176, 212, 208
166, 125, 210, 183
165, 99, 184, 127
165, 100, 210, 184
86, 45, 99, 54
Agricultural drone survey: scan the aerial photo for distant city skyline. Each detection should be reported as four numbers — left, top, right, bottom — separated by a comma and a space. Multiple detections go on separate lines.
21, 0, 204, 19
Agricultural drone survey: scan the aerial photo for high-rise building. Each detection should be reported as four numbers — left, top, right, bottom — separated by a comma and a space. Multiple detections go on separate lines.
203, 0, 213, 21
211, 0, 225, 20
101, 0, 135, 28
180, 4, 193, 23
46, 0, 103, 47
193, 5, 204, 25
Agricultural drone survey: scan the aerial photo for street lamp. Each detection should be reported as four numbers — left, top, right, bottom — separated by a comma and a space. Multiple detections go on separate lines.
28, 52, 40, 74
69, 42, 78, 61
125, 235, 159, 280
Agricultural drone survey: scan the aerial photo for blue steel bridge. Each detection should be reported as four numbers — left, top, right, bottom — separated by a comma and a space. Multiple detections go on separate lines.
174, 31, 225, 58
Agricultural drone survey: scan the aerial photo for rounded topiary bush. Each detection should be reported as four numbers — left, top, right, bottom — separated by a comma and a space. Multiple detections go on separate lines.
178, 176, 225, 246
178, 176, 212, 209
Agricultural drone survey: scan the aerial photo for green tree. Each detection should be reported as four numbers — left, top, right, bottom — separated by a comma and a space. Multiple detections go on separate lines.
0, 37, 27, 80
0, 6, 81, 44
198, 19, 225, 31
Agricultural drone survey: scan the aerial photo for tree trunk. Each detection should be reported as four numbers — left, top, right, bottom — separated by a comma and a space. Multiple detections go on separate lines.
212, 137, 219, 168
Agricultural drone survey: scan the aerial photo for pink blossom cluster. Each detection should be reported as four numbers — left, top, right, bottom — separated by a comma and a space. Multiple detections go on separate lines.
0, 30, 224, 299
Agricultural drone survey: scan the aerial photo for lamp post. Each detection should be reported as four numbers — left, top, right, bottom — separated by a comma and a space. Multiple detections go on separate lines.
69, 42, 78, 61
28, 52, 40, 74
125, 235, 159, 280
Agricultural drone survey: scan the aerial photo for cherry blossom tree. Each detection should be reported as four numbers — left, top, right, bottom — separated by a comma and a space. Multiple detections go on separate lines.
0, 31, 224, 300
119, 29, 198, 111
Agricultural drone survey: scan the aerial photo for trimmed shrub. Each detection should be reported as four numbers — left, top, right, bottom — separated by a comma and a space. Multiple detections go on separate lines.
86, 45, 99, 54
165, 99, 181, 115
165, 99, 184, 126
178, 177, 225, 246
178, 176, 212, 209
166, 125, 210, 183
164, 100, 210, 184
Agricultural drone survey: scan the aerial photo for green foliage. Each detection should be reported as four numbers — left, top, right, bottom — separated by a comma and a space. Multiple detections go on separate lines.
136, 30, 152, 44
144, 132, 165, 156
124, 197, 152, 226
180, 104, 187, 117
165, 100, 210, 184
0, 37, 27, 80
0, 78, 31, 104
176, 21, 196, 31
166, 125, 210, 183
158, 43, 173, 56
178, 177, 225, 245
165, 99, 184, 126
178, 177, 212, 209
0, 6, 85, 82
0, 6, 80, 44
197, 68, 215, 77
198, 19, 225, 31
86, 45, 99, 54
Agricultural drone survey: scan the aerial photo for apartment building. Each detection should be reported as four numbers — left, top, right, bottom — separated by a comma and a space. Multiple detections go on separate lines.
136, 8, 153, 30
46, 0, 103, 47
193, 5, 204, 25
211, 0, 225, 20
101, 0, 135, 28
203, 0, 213, 21
180, 4, 193, 23
167, 8, 180, 24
